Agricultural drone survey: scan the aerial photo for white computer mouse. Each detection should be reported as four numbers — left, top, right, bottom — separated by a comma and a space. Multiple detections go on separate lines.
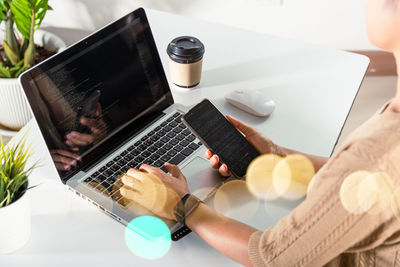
224, 89, 275, 117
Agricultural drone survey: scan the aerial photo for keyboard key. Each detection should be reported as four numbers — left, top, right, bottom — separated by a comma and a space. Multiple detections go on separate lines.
134, 141, 141, 146
176, 134, 185, 141
169, 121, 178, 127
110, 164, 120, 172
113, 156, 121, 161
178, 123, 186, 129
143, 159, 154, 165
144, 140, 152, 146
84, 178, 92, 183
138, 144, 147, 151
160, 121, 168, 127
167, 132, 176, 138
167, 150, 177, 157
92, 171, 100, 177
189, 143, 200, 150
136, 156, 145, 163
174, 115, 182, 123
103, 169, 113, 177
99, 166, 107, 172
198, 141, 202, 145
182, 129, 191, 136
130, 149, 140, 156
148, 146, 157, 153
150, 154, 159, 161
161, 155, 171, 162
120, 151, 128, 156
163, 143, 173, 150
106, 162, 114, 167
167, 116, 174, 122
142, 151, 151, 157
154, 160, 164, 167
163, 125, 172, 132
147, 130, 155, 136
180, 140, 189, 147
150, 136, 158, 142
181, 147, 194, 157
186, 135, 195, 142
156, 148, 167, 155
125, 154, 135, 161
169, 139, 178, 146
161, 136, 169, 143
102, 181, 111, 189
141, 136, 148, 141
127, 145, 135, 151
173, 127, 182, 133
154, 141, 164, 148
174, 145, 184, 152
122, 165, 131, 172
172, 112, 180, 117
169, 154, 185, 165
154, 126, 161, 131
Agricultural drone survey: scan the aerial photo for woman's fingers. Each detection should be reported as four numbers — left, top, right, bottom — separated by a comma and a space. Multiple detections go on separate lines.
205, 149, 213, 160
219, 164, 231, 177
164, 163, 182, 178
209, 155, 220, 169
226, 115, 256, 136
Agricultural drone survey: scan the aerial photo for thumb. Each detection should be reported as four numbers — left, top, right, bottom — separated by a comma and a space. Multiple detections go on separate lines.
164, 163, 183, 178
226, 115, 255, 136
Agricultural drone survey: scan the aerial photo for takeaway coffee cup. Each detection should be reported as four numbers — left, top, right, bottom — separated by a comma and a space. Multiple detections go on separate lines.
167, 36, 205, 88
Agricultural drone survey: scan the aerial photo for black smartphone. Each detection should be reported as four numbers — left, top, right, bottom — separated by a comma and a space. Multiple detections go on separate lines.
182, 99, 260, 178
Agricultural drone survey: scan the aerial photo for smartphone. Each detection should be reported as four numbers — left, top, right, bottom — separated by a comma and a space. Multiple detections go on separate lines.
182, 99, 260, 178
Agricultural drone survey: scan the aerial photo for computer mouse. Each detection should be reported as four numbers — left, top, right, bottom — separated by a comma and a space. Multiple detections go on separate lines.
224, 89, 275, 117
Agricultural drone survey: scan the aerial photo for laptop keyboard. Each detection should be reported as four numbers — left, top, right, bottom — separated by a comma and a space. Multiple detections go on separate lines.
83, 111, 201, 201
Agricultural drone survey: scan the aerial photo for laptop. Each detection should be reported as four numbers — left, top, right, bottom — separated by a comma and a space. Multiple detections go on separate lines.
19, 8, 225, 241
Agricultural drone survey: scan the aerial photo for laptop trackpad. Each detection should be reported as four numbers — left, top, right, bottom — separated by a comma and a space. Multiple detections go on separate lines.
181, 157, 226, 200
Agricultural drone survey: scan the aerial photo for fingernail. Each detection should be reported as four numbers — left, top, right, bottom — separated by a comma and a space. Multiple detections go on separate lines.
222, 165, 227, 171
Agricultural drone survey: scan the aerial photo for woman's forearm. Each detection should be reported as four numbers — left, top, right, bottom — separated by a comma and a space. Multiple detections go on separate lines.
185, 203, 258, 267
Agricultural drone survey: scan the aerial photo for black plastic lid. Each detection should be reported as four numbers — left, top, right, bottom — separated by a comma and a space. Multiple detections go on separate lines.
167, 36, 205, 64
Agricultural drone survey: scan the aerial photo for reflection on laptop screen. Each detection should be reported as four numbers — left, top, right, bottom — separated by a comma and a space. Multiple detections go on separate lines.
21, 10, 173, 181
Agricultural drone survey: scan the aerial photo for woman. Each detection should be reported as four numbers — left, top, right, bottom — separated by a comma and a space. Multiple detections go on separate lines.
122, 0, 400, 265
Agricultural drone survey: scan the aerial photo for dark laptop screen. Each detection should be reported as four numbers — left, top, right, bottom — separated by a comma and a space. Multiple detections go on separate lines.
20, 9, 173, 182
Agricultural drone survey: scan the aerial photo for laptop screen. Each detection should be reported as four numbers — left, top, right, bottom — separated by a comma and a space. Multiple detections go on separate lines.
20, 8, 173, 182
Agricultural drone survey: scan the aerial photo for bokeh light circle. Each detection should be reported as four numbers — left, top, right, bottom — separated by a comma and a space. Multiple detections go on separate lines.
340, 171, 372, 214
273, 154, 315, 200
246, 154, 284, 200
213, 180, 259, 219
358, 172, 393, 215
124, 216, 171, 259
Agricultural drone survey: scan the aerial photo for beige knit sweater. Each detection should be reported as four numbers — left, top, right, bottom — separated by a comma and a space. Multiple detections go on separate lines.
249, 101, 400, 266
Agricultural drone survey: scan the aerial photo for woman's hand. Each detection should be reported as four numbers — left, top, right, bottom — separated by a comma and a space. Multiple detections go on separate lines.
120, 163, 189, 221
205, 115, 283, 177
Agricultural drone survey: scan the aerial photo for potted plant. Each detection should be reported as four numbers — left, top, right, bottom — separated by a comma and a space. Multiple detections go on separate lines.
0, 0, 66, 130
0, 136, 37, 253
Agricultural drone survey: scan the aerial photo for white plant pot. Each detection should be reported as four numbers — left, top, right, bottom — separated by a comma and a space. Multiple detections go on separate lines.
0, 30, 66, 130
0, 190, 31, 254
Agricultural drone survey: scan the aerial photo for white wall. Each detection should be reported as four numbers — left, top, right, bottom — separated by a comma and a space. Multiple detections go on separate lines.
44, 0, 376, 50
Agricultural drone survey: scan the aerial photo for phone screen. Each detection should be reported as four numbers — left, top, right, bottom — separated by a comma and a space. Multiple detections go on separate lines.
183, 99, 260, 177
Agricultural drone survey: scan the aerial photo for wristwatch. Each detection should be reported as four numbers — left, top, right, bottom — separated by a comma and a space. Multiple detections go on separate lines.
172, 194, 202, 241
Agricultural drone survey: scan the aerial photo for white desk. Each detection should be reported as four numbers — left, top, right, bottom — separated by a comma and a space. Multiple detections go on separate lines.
2, 9, 368, 267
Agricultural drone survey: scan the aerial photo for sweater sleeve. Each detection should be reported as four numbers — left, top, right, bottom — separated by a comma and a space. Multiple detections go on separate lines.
248, 139, 400, 266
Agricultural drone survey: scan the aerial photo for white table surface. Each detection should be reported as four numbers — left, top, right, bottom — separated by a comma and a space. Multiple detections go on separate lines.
1, 9, 369, 267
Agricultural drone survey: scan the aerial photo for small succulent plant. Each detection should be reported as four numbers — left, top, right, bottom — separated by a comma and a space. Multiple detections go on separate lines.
0, 135, 37, 207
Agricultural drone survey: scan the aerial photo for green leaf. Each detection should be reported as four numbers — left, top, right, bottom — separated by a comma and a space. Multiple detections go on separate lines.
10, 0, 50, 39
0, 63, 11, 78
3, 40, 19, 65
